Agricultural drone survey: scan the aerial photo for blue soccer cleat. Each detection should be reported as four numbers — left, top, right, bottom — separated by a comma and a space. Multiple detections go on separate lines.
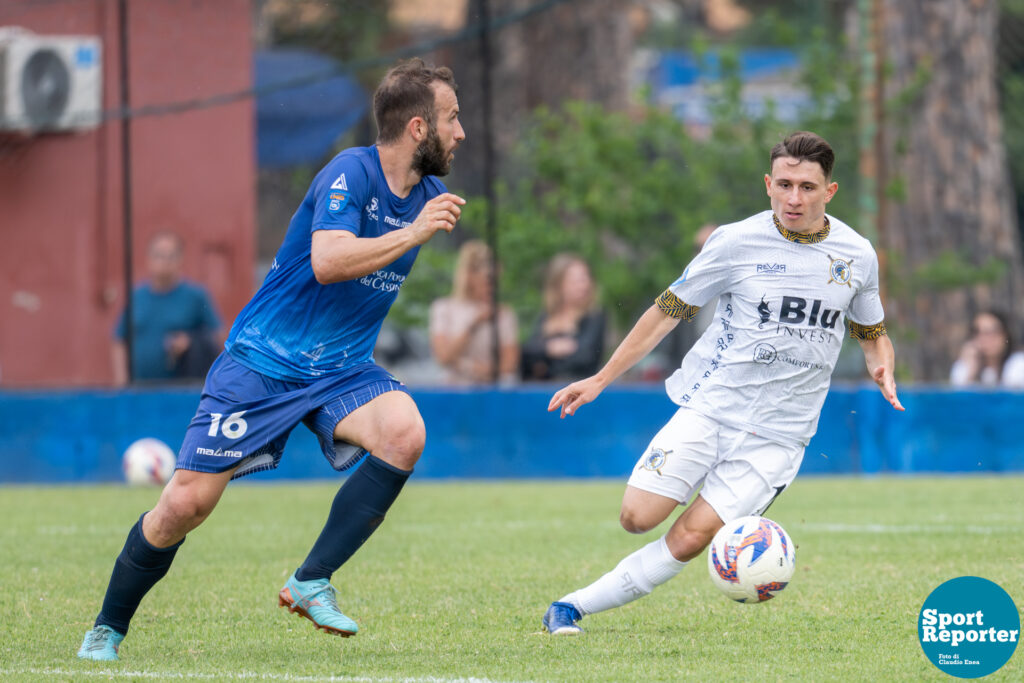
543, 601, 583, 635
278, 572, 358, 637
77, 624, 125, 661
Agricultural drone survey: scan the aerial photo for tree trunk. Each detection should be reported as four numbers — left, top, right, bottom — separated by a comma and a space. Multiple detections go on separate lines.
880, 0, 1024, 381
449, 0, 633, 197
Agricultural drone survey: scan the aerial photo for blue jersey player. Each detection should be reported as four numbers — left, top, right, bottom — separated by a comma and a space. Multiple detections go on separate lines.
79, 58, 466, 661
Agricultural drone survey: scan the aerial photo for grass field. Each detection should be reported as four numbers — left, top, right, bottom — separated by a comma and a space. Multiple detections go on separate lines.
1, 476, 1021, 682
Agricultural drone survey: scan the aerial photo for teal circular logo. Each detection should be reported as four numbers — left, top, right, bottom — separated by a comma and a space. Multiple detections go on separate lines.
918, 576, 1020, 678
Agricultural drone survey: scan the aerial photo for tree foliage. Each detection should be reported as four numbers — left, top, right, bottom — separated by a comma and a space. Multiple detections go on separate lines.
479, 98, 777, 333
392, 28, 869, 334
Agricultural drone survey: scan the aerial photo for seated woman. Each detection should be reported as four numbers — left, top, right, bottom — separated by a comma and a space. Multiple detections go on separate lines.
429, 240, 519, 385
521, 253, 606, 381
950, 310, 1024, 388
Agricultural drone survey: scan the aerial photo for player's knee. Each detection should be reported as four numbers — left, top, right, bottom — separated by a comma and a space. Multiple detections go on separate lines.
154, 485, 216, 532
619, 507, 658, 534
376, 415, 425, 470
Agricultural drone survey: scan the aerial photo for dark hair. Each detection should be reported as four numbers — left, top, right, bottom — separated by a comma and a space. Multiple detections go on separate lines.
769, 131, 835, 180
373, 58, 457, 144
973, 309, 1015, 375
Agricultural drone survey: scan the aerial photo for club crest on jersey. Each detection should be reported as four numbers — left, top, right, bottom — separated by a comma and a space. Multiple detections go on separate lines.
826, 254, 854, 287
642, 448, 670, 474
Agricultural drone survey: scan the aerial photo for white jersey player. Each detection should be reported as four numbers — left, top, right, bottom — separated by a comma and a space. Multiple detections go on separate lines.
542, 131, 904, 635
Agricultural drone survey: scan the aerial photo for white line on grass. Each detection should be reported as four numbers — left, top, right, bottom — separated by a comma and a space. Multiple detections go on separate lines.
799, 522, 1019, 534
1, 669, 537, 683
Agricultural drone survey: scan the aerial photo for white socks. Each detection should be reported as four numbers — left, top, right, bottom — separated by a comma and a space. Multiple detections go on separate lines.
560, 536, 688, 616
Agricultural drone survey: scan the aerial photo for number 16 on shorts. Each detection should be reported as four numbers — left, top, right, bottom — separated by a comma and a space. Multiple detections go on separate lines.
208, 411, 248, 439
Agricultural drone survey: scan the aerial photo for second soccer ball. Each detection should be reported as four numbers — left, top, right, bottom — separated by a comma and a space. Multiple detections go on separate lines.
122, 437, 177, 486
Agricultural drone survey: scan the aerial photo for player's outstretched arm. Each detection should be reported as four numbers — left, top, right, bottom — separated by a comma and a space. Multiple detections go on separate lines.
858, 335, 905, 412
311, 193, 466, 283
549, 305, 679, 418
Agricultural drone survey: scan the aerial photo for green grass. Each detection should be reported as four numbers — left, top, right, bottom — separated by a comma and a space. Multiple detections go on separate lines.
0, 476, 1021, 682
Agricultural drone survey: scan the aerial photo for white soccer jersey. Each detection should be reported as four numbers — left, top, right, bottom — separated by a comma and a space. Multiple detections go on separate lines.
660, 210, 886, 446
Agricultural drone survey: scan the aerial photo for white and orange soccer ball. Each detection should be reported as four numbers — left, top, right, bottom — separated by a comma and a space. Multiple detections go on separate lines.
707, 515, 796, 604
122, 437, 177, 486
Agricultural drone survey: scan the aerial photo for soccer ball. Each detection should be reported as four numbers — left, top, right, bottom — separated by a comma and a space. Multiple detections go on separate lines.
122, 438, 177, 486
707, 515, 795, 604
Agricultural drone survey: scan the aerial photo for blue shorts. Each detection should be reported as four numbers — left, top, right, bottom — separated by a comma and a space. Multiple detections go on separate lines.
177, 352, 409, 479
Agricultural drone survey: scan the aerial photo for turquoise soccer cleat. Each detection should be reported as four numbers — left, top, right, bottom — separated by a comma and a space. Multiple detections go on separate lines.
278, 572, 358, 637
543, 601, 584, 635
77, 624, 125, 661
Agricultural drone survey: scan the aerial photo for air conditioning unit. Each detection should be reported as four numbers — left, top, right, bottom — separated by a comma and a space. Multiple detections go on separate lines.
0, 27, 102, 133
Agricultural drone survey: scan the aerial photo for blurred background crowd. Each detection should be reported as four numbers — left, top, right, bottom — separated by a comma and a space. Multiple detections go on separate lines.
2, 0, 1023, 391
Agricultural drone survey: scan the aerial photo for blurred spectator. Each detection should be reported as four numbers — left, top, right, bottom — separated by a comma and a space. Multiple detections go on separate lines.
429, 240, 519, 384
950, 310, 1024, 388
112, 232, 221, 385
521, 253, 606, 381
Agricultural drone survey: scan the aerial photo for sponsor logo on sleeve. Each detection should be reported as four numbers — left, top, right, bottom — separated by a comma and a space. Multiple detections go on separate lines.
328, 193, 347, 212
330, 173, 348, 190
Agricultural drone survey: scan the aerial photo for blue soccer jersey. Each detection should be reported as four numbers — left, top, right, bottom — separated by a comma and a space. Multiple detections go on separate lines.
226, 146, 447, 380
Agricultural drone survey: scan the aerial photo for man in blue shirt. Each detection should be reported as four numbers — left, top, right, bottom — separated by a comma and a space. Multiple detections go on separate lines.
112, 232, 221, 384
79, 58, 466, 661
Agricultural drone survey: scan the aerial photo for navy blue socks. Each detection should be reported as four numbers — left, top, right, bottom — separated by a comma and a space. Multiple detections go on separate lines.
295, 454, 411, 582
92, 455, 410, 633
95, 513, 183, 635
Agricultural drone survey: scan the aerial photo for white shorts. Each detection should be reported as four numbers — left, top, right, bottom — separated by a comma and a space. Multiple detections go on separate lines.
626, 408, 804, 524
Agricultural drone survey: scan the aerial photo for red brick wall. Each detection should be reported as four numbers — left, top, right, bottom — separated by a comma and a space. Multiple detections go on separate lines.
0, 0, 255, 386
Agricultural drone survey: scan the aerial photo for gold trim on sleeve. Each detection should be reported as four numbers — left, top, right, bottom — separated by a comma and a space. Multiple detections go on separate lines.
656, 290, 700, 321
848, 320, 887, 340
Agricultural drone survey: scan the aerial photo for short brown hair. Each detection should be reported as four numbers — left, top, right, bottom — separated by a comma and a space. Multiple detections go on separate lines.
373, 58, 457, 144
769, 131, 835, 180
